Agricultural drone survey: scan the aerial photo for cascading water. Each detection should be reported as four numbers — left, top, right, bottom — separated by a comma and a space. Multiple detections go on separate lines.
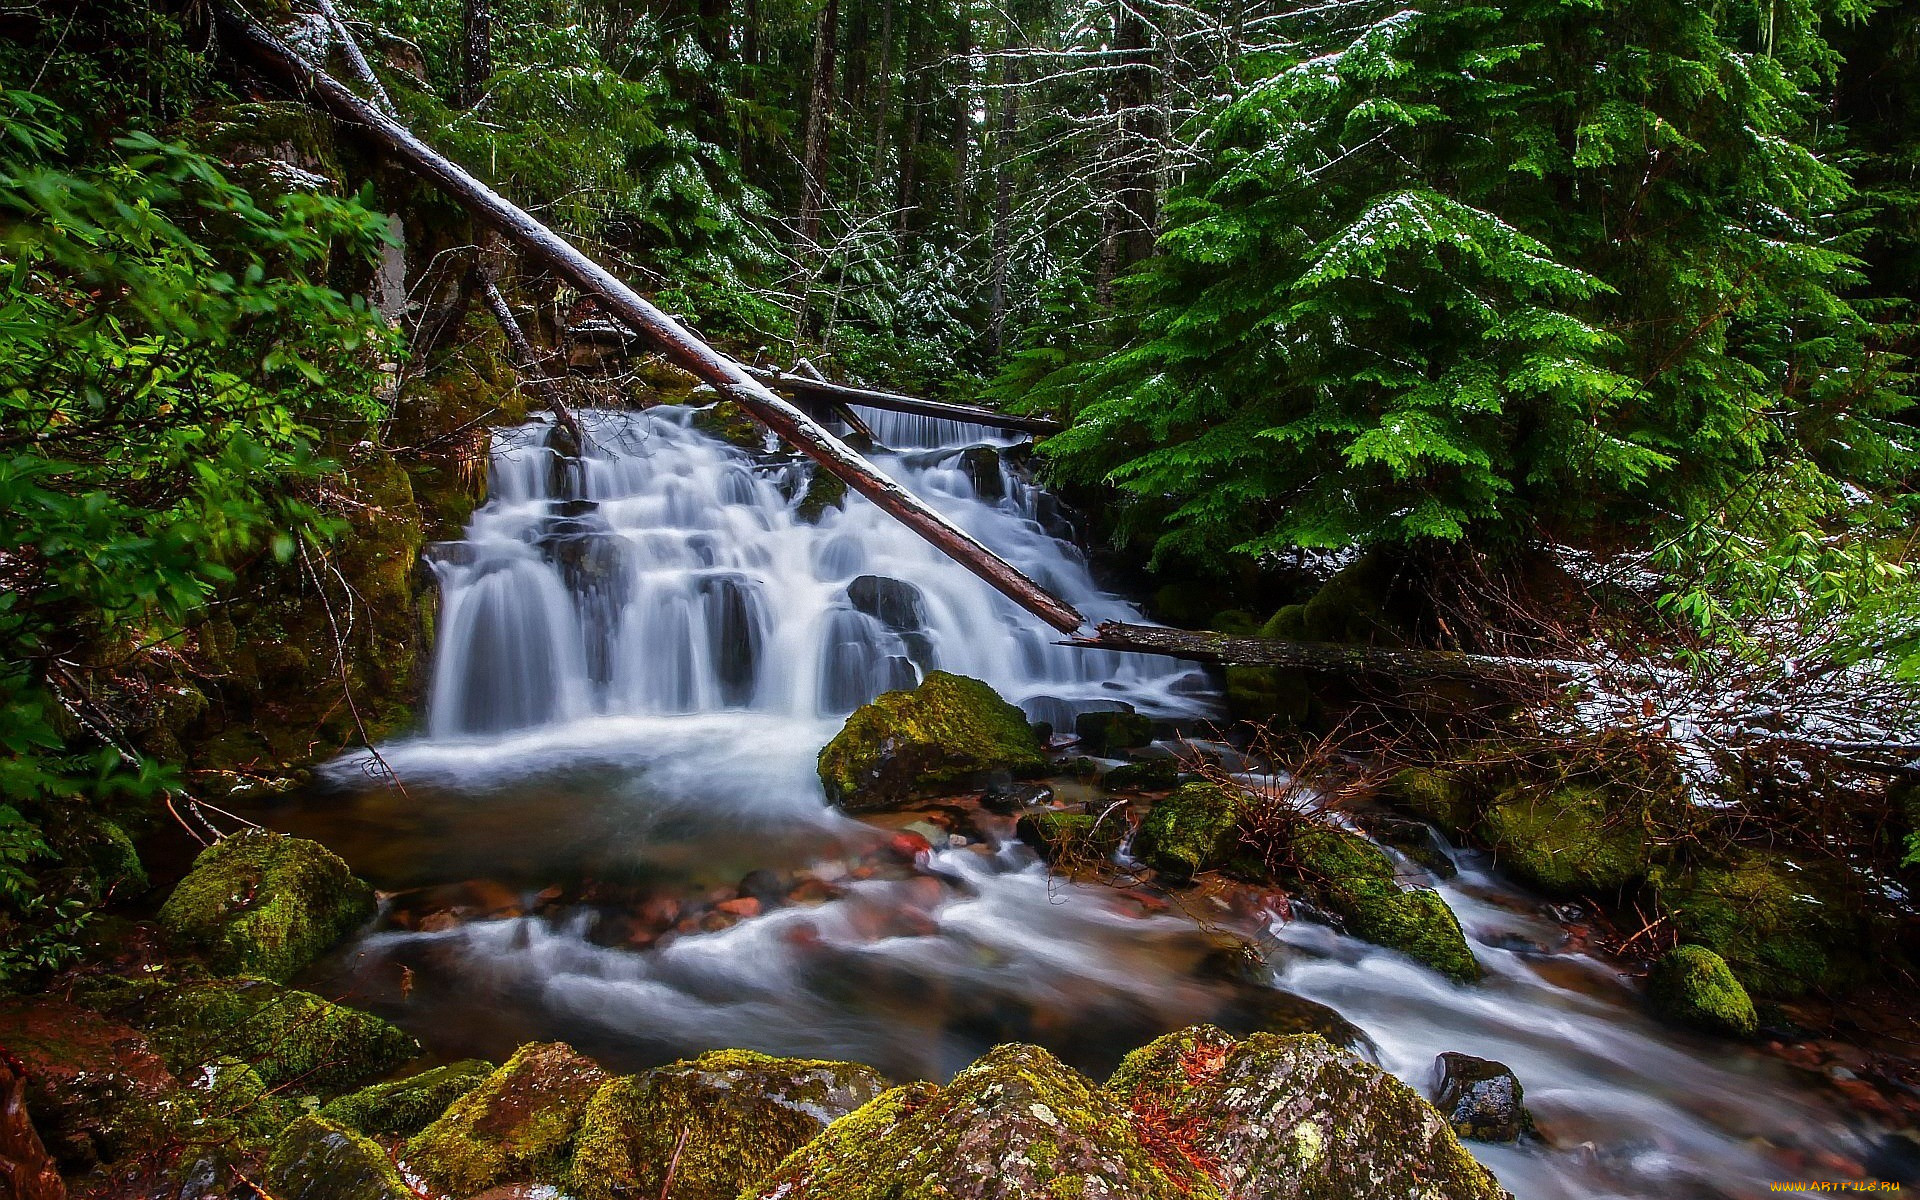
289, 401, 1895, 1200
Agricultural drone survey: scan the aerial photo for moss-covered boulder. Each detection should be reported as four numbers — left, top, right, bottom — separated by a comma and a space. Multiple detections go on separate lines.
795, 464, 848, 521
319, 1059, 495, 1137
817, 672, 1045, 811
158, 830, 375, 982
1108, 1027, 1509, 1200
1015, 809, 1127, 865
1286, 827, 1480, 982
1074, 708, 1154, 754
1223, 664, 1312, 725
1649, 852, 1872, 998
1382, 766, 1481, 838
692, 399, 767, 449
1131, 783, 1248, 880
266, 1115, 415, 1200
568, 1049, 889, 1200
1101, 758, 1180, 791
1479, 784, 1654, 897
1297, 551, 1408, 644
404, 1041, 610, 1196
81, 975, 418, 1092
1647, 945, 1758, 1038
748, 1043, 1210, 1200
184, 1056, 299, 1145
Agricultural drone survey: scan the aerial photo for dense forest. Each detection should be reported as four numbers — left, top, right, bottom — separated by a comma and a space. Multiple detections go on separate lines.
2, 0, 1919, 1196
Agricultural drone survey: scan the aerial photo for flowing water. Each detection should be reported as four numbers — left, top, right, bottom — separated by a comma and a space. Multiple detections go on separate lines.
264, 402, 1892, 1199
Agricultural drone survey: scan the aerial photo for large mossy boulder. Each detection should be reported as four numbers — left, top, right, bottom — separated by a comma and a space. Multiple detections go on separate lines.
266, 1115, 416, 1200
318, 1059, 495, 1137
1382, 766, 1482, 838
79, 975, 418, 1093
568, 1049, 890, 1200
817, 671, 1044, 811
1131, 782, 1248, 880
748, 1043, 1207, 1200
158, 830, 375, 982
404, 1041, 610, 1196
1285, 827, 1480, 982
1649, 852, 1871, 998
1647, 945, 1758, 1038
1478, 784, 1655, 897
1015, 809, 1127, 865
1108, 1026, 1509, 1200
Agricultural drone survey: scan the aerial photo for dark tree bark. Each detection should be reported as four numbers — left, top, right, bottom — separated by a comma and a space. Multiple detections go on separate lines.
457, 0, 491, 109
988, 52, 1022, 353
951, 0, 974, 225
1097, 3, 1159, 299
798, 0, 839, 253
869, 0, 894, 179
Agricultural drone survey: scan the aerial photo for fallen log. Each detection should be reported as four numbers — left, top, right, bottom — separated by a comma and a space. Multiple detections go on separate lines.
741, 366, 1063, 437
219, 4, 1087, 635
1073, 622, 1576, 684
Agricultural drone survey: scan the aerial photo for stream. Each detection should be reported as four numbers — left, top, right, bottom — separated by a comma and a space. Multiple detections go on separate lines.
249, 402, 1884, 1199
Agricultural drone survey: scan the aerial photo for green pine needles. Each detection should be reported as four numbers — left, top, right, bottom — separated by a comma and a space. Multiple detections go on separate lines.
1017, 0, 1908, 565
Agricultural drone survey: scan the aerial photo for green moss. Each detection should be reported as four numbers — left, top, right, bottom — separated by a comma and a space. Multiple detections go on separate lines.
266, 1115, 416, 1200
796, 465, 848, 521
1016, 810, 1127, 864
1131, 783, 1247, 880
158, 830, 375, 983
183, 1056, 298, 1145
753, 1044, 1210, 1200
1300, 552, 1405, 644
1381, 767, 1479, 837
567, 1049, 889, 1200
405, 1041, 610, 1196
1287, 827, 1480, 982
1479, 784, 1653, 897
1208, 609, 1260, 635
1107, 1023, 1239, 1110
1649, 852, 1872, 998
1648, 945, 1757, 1038
817, 672, 1045, 811
1073, 709, 1154, 754
85, 975, 419, 1092
1259, 603, 1307, 640
1149, 581, 1218, 628
1101, 759, 1180, 791
692, 399, 767, 449
1223, 664, 1312, 726
319, 1059, 495, 1137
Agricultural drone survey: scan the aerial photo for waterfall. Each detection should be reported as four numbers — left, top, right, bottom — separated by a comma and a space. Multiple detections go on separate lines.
422, 405, 1210, 741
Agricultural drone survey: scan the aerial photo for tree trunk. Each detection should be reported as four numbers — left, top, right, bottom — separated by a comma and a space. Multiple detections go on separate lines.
218, 4, 1088, 636
796, 0, 839, 338
1076, 623, 1573, 684
951, 0, 974, 227
458, 0, 491, 109
989, 51, 1022, 354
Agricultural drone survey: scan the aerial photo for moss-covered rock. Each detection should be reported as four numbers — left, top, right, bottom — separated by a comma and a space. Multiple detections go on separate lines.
1382, 767, 1481, 837
404, 1041, 609, 1196
266, 1115, 415, 1200
1074, 709, 1154, 754
1149, 581, 1218, 629
318, 1059, 495, 1137
1298, 551, 1407, 644
1223, 664, 1312, 726
0, 997, 178, 1168
795, 464, 848, 521
568, 1049, 889, 1200
1208, 609, 1261, 635
1101, 759, 1180, 791
1286, 827, 1480, 982
1649, 853, 1872, 998
81, 975, 418, 1092
749, 1043, 1210, 1200
158, 830, 375, 982
1131, 783, 1248, 880
1108, 1027, 1508, 1200
1016, 810, 1127, 865
1259, 603, 1307, 641
184, 1056, 299, 1145
1647, 945, 1758, 1038
692, 399, 767, 449
817, 672, 1045, 811
1479, 784, 1654, 897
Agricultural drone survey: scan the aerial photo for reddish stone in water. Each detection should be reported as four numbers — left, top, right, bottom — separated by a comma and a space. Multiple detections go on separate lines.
716, 897, 763, 918
888, 832, 933, 861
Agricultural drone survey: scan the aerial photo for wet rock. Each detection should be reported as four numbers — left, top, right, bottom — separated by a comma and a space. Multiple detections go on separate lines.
158, 829, 375, 983
1648, 852, 1873, 999
0, 997, 177, 1168
1193, 944, 1368, 1049
981, 780, 1052, 814
748, 1043, 1202, 1200
405, 1042, 610, 1196
818, 672, 1045, 812
1108, 1026, 1510, 1200
796, 465, 847, 522
75, 975, 418, 1093
1102, 759, 1181, 791
1016, 810, 1126, 865
568, 1049, 890, 1200
267, 1115, 415, 1200
1074, 708, 1154, 754
1223, 665, 1313, 726
958, 445, 1005, 500
1382, 766, 1481, 838
1356, 810, 1458, 878
738, 869, 788, 909
1432, 1052, 1532, 1142
846, 575, 927, 632
319, 1059, 495, 1138
1647, 944, 1758, 1038
1479, 784, 1653, 897
691, 400, 767, 450
1132, 783, 1249, 880
1282, 826, 1481, 982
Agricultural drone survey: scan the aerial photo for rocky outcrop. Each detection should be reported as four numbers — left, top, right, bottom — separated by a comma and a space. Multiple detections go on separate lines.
568, 1049, 889, 1200
267, 1115, 415, 1200
1647, 944, 1758, 1038
158, 830, 375, 982
318, 1059, 495, 1137
817, 672, 1045, 811
404, 1041, 609, 1196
